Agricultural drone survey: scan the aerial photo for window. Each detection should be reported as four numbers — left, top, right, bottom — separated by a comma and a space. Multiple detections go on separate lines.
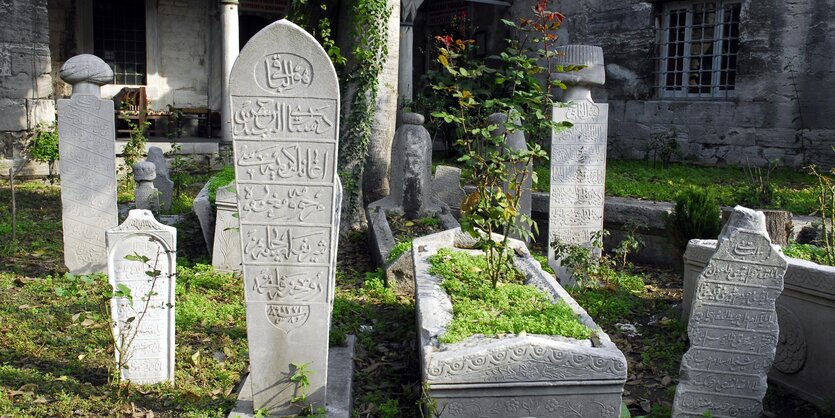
656, 1, 741, 98
93, 1, 146, 85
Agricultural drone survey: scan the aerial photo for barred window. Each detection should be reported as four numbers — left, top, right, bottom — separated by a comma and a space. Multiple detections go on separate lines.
93, 1, 147, 85
656, 1, 741, 98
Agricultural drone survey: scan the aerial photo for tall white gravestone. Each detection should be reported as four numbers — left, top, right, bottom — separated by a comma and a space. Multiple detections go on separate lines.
547, 46, 608, 285
107, 209, 176, 384
230, 20, 341, 415
57, 54, 118, 274
673, 207, 787, 417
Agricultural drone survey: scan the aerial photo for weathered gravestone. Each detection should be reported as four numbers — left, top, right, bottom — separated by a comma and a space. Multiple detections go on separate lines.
488, 112, 532, 243
372, 113, 440, 219
230, 19, 341, 415
431, 165, 465, 215
146, 146, 174, 211
673, 206, 788, 417
107, 209, 176, 384
133, 161, 159, 211
57, 54, 118, 274
547, 45, 608, 285
211, 183, 242, 272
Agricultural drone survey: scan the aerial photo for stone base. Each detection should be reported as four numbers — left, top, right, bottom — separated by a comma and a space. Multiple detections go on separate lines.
228, 335, 356, 418
429, 383, 624, 418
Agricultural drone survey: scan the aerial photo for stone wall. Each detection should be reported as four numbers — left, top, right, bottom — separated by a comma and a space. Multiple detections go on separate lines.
0, 0, 54, 176
507, 0, 835, 169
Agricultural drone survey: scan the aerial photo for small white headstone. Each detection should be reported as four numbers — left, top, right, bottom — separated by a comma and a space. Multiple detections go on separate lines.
107, 209, 177, 385
231, 19, 341, 414
673, 206, 787, 417
57, 54, 118, 274
547, 46, 608, 285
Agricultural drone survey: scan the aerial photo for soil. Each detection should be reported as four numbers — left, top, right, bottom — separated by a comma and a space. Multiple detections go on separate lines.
386, 212, 446, 244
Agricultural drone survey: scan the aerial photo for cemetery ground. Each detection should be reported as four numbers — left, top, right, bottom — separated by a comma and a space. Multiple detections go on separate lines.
0, 170, 832, 417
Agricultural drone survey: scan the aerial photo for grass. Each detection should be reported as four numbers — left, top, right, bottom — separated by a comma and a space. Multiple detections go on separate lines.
206, 165, 235, 204
428, 248, 592, 344
784, 243, 834, 266
0, 266, 248, 417
436, 157, 819, 215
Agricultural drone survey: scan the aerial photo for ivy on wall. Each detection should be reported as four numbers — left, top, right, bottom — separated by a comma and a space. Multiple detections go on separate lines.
288, 0, 391, 227
338, 0, 391, 225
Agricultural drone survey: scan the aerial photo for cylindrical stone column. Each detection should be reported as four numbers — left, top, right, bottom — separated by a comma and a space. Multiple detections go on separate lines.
220, 0, 240, 143
390, 113, 432, 219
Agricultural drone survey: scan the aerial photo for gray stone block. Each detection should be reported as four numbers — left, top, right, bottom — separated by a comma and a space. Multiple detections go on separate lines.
211, 184, 241, 273
146, 147, 174, 211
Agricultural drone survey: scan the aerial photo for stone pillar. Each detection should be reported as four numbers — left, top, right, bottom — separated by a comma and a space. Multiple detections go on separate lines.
133, 161, 159, 211
230, 20, 341, 415
547, 45, 608, 286
220, 0, 239, 143
363, 0, 400, 204
57, 54, 118, 274
398, 4, 415, 103
488, 112, 532, 242
211, 184, 241, 272
107, 209, 177, 385
673, 206, 787, 417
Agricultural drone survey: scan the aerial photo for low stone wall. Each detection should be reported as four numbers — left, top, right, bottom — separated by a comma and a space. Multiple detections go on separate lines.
682, 239, 835, 408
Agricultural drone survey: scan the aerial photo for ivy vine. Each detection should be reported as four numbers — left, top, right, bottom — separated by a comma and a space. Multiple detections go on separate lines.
338, 0, 391, 222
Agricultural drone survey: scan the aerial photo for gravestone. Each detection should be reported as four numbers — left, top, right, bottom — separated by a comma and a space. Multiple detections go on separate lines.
133, 161, 159, 211
547, 45, 608, 285
384, 113, 437, 219
57, 54, 118, 274
106, 209, 176, 384
431, 165, 465, 215
146, 146, 174, 211
230, 19, 341, 415
211, 183, 242, 272
488, 112, 532, 242
673, 206, 787, 417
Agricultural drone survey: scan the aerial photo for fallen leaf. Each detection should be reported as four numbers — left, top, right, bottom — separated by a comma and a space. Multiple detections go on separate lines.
18, 304, 30, 310
71, 312, 82, 322
190, 350, 201, 365
404, 221, 415, 227
80, 318, 95, 327
77, 354, 86, 360
661, 375, 672, 387
17, 383, 37, 393
623, 397, 636, 406
55, 375, 69, 381
640, 400, 652, 413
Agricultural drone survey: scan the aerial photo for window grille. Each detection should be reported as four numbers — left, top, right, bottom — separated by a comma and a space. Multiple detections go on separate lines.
655, 1, 741, 98
93, 1, 146, 85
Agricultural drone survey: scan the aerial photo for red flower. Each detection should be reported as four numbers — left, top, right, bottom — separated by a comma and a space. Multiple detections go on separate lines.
435, 35, 453, 47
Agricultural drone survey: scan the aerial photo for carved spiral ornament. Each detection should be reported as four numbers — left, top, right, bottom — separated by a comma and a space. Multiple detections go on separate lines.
773, 304, 806, 374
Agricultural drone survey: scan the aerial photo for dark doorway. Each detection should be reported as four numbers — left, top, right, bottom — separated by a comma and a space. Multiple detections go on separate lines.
239, 14, 273, 49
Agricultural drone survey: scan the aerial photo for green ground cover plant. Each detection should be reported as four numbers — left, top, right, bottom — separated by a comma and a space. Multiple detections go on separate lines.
0, 265, 248, 417
439, 158, 819, 215
428, 248, 592, 344
784, 243, 834, 266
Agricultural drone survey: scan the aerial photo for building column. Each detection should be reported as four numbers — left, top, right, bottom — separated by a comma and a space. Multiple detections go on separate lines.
398, 22, 413, 103
220, 0, 239, 143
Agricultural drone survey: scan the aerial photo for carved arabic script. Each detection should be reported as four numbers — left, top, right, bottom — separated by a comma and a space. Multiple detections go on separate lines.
233, 99, 334, 137
258, 53, 313, 94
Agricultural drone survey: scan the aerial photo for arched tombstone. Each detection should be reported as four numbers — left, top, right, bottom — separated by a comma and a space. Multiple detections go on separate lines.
547, 45, 608, 286
230, 19, 341, 415
57, 54, 118, 274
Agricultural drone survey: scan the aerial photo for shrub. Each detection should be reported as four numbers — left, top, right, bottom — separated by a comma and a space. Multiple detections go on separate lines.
666, 186, 721, 251
26, 122, 59, 179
